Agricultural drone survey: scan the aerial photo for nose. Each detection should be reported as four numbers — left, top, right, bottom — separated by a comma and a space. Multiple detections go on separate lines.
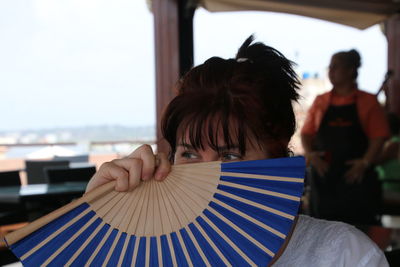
200, 151, 220, 162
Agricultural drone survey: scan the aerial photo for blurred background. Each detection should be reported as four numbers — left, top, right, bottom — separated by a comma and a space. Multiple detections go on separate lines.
0, 0, 389, 168
1, 0, 399, 265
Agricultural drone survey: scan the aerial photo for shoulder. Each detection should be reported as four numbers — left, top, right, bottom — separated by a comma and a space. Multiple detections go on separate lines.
274, 215, 389, 267
294, 215, 360, 248
308, 91, 331, 112
314, 91, 331, 105
356, 89, 380, 107
355, 89, 389, 137
357, 89, 375, 98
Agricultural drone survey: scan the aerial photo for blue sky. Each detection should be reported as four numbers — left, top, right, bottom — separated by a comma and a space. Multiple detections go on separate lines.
0, 0, 387, 131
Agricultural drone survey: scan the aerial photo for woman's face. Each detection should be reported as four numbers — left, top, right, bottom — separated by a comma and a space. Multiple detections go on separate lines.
173, 121, 269, 164
328, 55, 354, 86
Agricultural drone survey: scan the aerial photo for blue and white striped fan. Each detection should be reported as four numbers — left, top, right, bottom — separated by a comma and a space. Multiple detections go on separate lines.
5, 156, 305, 266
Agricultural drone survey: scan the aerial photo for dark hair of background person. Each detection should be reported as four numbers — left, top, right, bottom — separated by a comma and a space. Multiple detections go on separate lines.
161, 35, 300, 160
332, 49, 361, 80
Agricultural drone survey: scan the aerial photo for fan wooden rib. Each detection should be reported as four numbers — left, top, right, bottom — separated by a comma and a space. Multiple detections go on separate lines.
5, 157, 305, 266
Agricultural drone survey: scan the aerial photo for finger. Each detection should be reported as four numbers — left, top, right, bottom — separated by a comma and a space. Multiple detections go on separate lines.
352, 169, 364, 184
96, 161, 130, 192
154, 153, 171, 181
127, 144, 154, 158
128, 144, 156, 181
345, 169, 360, 184
112, 158, 143, 191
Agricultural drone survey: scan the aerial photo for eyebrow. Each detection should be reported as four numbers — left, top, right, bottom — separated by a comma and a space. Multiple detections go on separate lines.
177, 142, 240, 151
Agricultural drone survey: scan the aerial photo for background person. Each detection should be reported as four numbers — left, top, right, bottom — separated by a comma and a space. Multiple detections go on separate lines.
87, 38, 388, 266
375, 112, 400, 192
301, 49, 390, 225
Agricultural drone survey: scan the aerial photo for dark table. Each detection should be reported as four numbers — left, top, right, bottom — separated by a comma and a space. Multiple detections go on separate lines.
0, 182, 87, 204
0, 182, 87, 222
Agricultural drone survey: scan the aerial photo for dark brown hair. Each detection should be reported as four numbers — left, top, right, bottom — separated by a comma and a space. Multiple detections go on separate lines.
161, 36, 300, 159
333, 49, 361, 79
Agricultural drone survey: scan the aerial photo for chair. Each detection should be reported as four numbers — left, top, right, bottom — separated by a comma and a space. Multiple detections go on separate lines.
25, 160, 69, 184
41, 166, 95, 215
53, 155, 89, 163
0, 170, 27, 225
0, 170, 21, 186
45, 166, 96, 184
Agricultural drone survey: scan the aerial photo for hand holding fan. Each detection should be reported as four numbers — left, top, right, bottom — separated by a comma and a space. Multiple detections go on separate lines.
5, 156, 305, 266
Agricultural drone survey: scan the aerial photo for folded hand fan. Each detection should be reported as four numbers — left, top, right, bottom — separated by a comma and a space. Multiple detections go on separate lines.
5, 156, 305, 266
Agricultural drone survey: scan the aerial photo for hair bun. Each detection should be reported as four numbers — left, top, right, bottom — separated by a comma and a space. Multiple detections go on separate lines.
348, 49, 361, 68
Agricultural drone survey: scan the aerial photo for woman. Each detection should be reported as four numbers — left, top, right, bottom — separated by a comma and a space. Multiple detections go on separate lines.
88, 38, 388, 266
301, 50, 390, 225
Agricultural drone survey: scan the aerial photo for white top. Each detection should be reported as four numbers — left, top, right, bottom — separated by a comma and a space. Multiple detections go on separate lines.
273, 215, 389, 267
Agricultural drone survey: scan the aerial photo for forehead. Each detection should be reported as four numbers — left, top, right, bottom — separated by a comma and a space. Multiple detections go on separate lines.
329, 56, 346, 68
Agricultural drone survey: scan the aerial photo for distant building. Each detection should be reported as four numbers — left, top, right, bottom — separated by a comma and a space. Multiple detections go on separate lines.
0, 146, 7, 159
0, 136, 17, 144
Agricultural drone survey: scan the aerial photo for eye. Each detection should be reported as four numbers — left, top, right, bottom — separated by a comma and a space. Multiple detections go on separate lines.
221, 152, 242, 162
181, 151, 198, 160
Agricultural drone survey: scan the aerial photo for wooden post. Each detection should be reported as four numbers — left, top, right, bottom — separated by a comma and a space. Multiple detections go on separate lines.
152, 0, 194, 154
386, 14, 400, 117
153, 0, 180, 154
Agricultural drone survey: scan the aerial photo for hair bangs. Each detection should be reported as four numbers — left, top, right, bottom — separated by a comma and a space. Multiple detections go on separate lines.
177, 106, 248, 156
